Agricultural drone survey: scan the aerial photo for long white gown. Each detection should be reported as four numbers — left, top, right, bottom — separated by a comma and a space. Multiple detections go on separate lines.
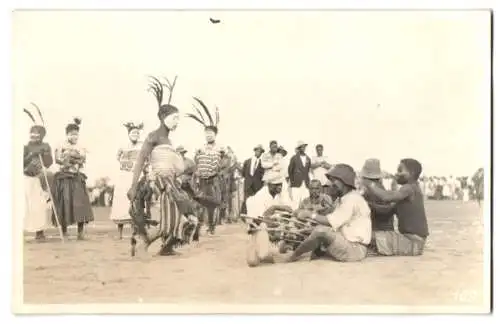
24, 176, 51, 232
109, 141, 142, 224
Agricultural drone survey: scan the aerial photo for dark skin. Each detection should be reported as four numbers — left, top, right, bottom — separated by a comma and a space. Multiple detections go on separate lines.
269, 142, 278, 155
297, 145, 307, 155
295, 176, 350, 227
24, 130, 53, 174
361, 177, 396, 213
127, 123, 170, 200
262, 183, 294, 217
365, 163, 415, 203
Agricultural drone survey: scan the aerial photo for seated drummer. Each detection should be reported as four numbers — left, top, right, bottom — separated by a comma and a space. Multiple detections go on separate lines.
246, 174, 297, 223
287, 164, 372, 263
294, 179, 334, 217
245, 174, 297, 266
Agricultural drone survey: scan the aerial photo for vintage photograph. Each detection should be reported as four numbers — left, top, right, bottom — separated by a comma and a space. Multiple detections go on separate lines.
12, 9, 491, 313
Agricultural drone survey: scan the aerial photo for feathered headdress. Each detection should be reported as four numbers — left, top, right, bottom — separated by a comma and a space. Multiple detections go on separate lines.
148, 75, 179, 119
66, 117, 82, 134
187, 97, 220, 133
123, 121, 144, 133
23, 102, 47, 138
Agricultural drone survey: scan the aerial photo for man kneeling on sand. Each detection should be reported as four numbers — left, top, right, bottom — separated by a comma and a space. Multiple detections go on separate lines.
287, 164, 372, 263
245, 174, 297, 266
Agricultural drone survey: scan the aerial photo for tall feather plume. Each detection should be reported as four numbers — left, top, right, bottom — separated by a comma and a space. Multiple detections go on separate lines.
185, 113, 206, 126
215, 106, 220, 126
148, 76, 164, 107
192, 104, 207, 124
30, 102, 45, 126
23, 108, 36, 123
163, 76, 178, 104
193, 97, 214, 126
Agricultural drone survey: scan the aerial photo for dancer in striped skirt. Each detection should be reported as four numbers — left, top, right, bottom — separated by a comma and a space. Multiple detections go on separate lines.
127, 76, 198, 256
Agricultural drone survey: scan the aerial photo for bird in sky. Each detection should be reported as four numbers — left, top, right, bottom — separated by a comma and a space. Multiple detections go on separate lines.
210, 18, 221, 24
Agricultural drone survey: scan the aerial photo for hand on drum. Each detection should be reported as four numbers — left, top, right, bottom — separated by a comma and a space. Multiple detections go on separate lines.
296, 209, 313, 221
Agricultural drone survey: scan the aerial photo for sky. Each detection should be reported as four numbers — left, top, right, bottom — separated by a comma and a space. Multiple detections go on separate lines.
13, 10, 491, 185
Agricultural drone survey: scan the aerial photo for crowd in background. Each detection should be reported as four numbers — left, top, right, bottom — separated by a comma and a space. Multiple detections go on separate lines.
87, 151, 484, 209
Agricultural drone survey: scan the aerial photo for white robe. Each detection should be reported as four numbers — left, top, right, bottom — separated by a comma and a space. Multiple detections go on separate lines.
24, 176, 52, 232
246, 186, 296, 220
109, 142, 141, 223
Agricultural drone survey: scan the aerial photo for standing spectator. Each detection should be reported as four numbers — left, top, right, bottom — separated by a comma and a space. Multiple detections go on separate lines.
288, 141, 311, 205
240, 144, 265, 215
310, 144, 333, 193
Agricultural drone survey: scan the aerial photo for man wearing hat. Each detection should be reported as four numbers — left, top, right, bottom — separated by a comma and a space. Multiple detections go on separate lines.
359, 158, 395, 233
287, 164, 372, 263
288, 141, 311, 205
241, 144, 266, 215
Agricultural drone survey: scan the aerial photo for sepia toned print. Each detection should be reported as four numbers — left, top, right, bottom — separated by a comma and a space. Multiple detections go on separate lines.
13, 10, 490, 314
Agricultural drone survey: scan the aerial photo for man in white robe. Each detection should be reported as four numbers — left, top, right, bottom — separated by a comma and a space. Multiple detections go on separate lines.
245, 174, 297, 266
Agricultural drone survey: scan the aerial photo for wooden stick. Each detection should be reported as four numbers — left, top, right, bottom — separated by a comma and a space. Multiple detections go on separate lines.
38, 155, 65, 243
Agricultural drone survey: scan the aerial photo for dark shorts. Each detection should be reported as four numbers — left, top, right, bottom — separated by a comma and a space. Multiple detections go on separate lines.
373, 231, 426, 256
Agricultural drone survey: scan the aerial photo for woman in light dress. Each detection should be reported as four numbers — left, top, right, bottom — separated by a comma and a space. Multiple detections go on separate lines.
23, 104, 53, 241
109, 122, 144, 239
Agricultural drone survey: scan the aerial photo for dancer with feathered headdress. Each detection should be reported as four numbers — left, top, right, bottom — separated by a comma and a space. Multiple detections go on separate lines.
23, 103, 54, 241
109, 121, 144, 239
127, 75, 199, 256
52, 117, 94, 240
187, 97, 224, 235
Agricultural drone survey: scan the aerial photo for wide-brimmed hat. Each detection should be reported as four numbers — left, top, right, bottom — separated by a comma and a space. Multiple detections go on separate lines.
176, 146, 187, 154
360, 158, 383, 180
253, 144, 265, 153
326, 164, 356, 188
296, 141, 308, 149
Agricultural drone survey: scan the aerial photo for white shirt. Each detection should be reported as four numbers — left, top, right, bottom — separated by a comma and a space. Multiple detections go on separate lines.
246, 186, 297, 219
310, 155, 330, 185
250, 156, 260, 177
300, 155, 307, 166
326, 191, 372, 245
382, 178, 392, 191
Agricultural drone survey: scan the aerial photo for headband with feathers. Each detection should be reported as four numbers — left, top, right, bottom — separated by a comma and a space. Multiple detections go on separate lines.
123, 122, 144, 133
23, 102, 45, 126
148, 75, 179, 118
24, 102, 47, 137
187, 97, 220, 133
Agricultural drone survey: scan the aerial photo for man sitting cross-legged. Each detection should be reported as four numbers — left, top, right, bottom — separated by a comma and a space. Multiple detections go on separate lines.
245, 174, 297, 267
287, 164, 372, 263
283, 179, 335, 255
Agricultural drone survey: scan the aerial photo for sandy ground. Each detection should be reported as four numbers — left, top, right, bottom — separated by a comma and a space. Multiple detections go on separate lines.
23, 200, 487, 307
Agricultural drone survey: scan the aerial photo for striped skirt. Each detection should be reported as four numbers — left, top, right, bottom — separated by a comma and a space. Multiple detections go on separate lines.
149, 179, 198, 245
